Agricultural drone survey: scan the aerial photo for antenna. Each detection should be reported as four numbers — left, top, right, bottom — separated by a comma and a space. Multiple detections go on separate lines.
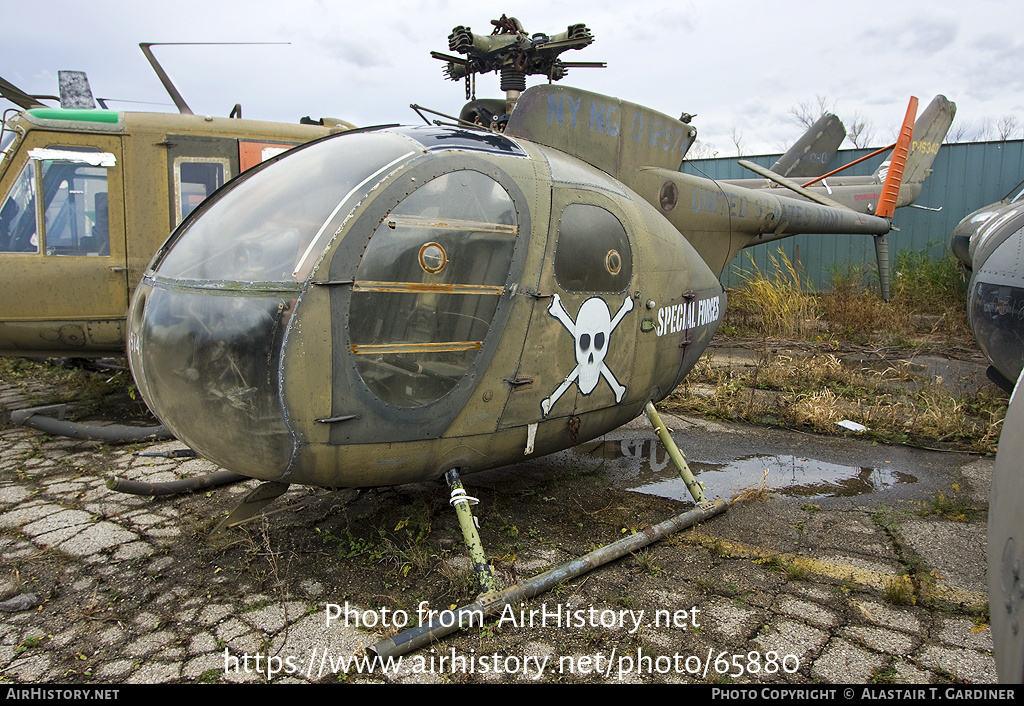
139, 42, 289, 116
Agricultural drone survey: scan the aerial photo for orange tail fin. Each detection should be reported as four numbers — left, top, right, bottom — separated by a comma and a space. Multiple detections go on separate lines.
876, 96, 918, 219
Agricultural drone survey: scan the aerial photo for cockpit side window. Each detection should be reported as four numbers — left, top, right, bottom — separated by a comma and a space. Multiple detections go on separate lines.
174, 158, 229, 224
154, 131, 415, 283
554, 203, 632, 293
0, 147, 112, 256
0, 162, 38, 253
41, 158, 110, 256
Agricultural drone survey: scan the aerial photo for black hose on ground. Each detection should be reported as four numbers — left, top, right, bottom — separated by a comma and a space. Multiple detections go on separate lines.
10, 405, 171, 443
106, 470, 250, 496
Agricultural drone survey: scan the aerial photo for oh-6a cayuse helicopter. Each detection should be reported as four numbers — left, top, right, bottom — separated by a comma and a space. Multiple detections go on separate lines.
124, 17, 919, 655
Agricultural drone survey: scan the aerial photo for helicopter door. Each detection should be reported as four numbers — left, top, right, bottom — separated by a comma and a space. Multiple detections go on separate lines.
0, 135, 127, 350
326, 164, 528, 445
499, 191, 638, 429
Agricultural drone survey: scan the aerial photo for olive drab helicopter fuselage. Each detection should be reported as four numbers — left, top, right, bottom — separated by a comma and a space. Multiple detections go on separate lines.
0, 107, 349, 357
946, 178, 1024, 392
127, 83, 902, 490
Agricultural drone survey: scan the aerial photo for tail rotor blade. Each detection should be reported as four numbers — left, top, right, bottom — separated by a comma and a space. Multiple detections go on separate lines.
876, 96, 918, 219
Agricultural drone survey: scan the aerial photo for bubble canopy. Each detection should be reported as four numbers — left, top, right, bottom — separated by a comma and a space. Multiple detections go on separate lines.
130, 126, 531, 481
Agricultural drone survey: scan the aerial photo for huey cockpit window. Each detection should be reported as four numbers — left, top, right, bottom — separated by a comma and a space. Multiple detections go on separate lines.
554, 203, 632, 292
174, 157, 229, 224
348, 169, 518, 407
0, 148, 113, 256
0, 162, 37, 252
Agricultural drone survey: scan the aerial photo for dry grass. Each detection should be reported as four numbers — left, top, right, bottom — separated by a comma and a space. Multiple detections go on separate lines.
667, 246, 1003, 450
731, 468, 771, 504
724, 248, 970, 345
884, 575, 916, 606
728, 251, 821, 339
667, 348, 1006, 453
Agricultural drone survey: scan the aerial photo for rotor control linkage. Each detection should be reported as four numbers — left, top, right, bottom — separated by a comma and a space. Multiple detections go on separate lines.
444, 469, 498, 594
644, 401, 707, 504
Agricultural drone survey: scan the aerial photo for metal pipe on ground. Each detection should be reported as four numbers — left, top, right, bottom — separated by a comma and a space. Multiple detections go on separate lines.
369, 497, 728, 659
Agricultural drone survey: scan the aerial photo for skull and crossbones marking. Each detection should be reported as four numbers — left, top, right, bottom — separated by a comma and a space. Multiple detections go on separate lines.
541, 294, 634, 417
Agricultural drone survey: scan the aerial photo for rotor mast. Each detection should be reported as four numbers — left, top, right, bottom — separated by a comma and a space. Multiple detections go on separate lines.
431, 15, 604, 121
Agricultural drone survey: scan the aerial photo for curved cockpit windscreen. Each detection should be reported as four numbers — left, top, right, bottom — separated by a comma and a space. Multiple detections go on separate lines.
152, 131, 417, 283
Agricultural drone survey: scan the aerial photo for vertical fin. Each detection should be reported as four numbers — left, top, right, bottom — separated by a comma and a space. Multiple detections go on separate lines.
902, 95, 956, 186
770, 113, 846, 178
873, 97, 917, 302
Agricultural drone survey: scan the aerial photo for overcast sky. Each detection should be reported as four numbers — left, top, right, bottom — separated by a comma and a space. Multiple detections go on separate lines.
4, 0, 1024, 156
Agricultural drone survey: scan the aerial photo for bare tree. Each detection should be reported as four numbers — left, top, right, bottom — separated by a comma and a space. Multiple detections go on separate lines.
686, 138, 717, 159
998, 115, 1021, 140
789, 95, 837, 129
845, 111, 875, 148
976, 118, 995, 142
731, 127, 746, 157
947, 119, 972, 143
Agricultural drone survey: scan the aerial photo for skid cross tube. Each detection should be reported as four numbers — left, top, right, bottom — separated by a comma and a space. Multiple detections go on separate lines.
370, 497, 727, 658
644, 401, 707, 503
445, 469, 498, 594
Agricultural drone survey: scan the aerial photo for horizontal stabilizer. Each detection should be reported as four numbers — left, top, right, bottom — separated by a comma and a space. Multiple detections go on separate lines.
738, 159, 848, 210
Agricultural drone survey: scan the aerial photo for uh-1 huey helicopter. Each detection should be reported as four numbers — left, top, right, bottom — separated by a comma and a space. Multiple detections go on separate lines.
124, 15, 914, 502
0, 44, 354, 358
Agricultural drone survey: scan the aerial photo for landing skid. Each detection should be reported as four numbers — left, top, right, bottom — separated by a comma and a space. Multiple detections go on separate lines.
373, 405, 726, 657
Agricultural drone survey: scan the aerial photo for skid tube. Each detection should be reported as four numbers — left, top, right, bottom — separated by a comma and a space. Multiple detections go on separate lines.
369, 496, 727, 659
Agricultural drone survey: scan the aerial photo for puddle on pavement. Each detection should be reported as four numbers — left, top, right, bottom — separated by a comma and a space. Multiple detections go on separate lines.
573, 437, 916, 502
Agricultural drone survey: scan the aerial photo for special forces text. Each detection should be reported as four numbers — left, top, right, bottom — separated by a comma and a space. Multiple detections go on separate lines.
656, 296, 720, 337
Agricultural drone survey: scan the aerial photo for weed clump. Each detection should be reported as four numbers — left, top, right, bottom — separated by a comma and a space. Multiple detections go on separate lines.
665, 246, 1002, 451
728, 251, 820, 339
723, 246, 969, 344
884, 575, 916, 606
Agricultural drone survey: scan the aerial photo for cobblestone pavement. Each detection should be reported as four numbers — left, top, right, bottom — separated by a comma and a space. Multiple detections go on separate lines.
0, 375, 998, 684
